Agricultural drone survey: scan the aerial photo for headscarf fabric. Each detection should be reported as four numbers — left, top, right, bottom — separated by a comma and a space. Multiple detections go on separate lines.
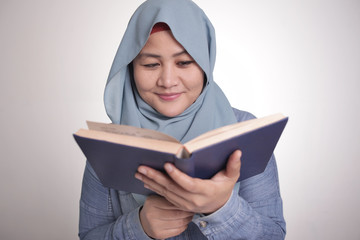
104, 0, 237, 143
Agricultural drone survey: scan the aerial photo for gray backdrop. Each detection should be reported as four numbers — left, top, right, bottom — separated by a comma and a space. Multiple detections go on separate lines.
1, 0, 359, 239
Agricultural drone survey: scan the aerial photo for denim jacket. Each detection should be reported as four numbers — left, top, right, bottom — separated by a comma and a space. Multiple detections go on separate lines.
78, 109, 286, 239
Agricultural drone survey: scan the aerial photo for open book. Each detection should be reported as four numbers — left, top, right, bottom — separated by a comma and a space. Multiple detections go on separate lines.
74, 113, 288, 195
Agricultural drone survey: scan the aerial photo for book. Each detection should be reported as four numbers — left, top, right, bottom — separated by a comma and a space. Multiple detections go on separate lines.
73, 113, 288, 195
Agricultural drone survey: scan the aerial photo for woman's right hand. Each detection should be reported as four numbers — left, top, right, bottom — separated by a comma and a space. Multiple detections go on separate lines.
140, 195, 194, 239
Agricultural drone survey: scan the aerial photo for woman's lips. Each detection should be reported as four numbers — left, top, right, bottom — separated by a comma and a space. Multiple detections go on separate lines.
157, 93, 182, 101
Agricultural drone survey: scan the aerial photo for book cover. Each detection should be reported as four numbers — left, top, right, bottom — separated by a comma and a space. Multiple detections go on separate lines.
74, 114, 288, 195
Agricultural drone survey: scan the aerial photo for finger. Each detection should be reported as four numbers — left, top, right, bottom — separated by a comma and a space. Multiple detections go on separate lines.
224, 150, 242, 180
160, 215, 194, 228
136, 166, 185, 196
158, 209, 194, 220
146, 178, 193, 208
146, 194, 179, 209
137, 165, 172, 187
164, 163, 200, 193
152, 184, 196, 211
137, 170, 197, 210
153, 221, 191, 240
136, 172, 172, 195
152, 198, 194, 216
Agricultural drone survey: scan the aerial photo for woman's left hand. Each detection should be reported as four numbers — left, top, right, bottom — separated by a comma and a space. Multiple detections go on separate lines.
135, 150, 241, 214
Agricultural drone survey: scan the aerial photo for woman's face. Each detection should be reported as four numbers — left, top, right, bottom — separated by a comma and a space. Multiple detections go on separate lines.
133, 30, 204, 117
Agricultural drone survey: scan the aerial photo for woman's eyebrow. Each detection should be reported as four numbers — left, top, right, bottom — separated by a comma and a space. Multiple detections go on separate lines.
138, 50, 188, 59
138, 53, 161, 59
172, 50, 188, 57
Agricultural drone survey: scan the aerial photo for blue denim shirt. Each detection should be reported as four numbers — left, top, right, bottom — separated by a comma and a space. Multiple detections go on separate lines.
78, 110, 286, 239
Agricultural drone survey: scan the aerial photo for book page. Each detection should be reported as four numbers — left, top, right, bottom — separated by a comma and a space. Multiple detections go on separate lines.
185, 119, 256, 145
86, 121, 179, 143
75, 129, 183, 154
184, 113, 286, 153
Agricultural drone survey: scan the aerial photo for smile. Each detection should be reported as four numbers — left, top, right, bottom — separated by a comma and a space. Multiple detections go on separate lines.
157, 93, 182, 101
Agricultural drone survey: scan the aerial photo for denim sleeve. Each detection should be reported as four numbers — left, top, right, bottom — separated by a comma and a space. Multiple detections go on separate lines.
192, 155, 286, 240
78, 162, 152, 240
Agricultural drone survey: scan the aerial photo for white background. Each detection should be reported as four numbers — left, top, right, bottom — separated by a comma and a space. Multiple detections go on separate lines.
1, 0, 359, 239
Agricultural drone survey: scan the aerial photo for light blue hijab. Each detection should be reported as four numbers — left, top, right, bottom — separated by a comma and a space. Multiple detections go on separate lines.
104, 0, 237, 143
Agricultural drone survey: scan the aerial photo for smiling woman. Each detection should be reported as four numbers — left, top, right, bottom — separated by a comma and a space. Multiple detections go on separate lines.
78, 0, 286, 239
133, 25, 204, 117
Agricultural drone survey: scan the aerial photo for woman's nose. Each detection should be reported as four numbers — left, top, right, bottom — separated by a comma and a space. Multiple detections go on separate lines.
157, 64, 178, 88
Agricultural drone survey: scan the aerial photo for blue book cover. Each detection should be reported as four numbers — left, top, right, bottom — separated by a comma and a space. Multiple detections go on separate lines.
74, 114, 288, 195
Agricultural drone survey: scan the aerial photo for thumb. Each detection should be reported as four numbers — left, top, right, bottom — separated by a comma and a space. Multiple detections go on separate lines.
225, 150, 242, 180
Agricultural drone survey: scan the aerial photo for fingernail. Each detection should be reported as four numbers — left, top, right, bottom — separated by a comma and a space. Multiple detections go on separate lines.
164, 163, 174, 173
138, 167, 147, 175
236, 150, 242, 159
134, 173, 142, 181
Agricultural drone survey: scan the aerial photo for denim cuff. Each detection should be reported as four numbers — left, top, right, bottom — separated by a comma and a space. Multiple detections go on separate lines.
192, 188, 245, 236
124, 206, 153, 240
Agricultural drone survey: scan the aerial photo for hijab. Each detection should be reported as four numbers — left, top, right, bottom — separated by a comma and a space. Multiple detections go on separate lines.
104, 0, 237, 143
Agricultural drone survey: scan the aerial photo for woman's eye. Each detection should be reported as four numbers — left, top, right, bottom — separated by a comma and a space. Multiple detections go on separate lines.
143, 63, 160, 68
177, 61, 194, 67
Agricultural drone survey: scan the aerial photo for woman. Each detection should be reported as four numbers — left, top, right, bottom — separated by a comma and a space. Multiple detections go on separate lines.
79, 0, 286, 239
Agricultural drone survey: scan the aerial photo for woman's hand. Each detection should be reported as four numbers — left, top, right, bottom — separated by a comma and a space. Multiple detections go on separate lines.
135, 150, 241, 214
140, 195, 194, 239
